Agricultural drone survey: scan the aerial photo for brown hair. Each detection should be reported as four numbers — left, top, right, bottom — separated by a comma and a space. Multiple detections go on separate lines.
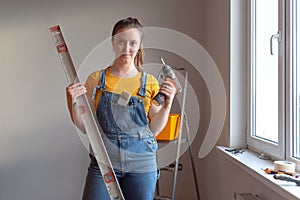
112, 17, 144, 68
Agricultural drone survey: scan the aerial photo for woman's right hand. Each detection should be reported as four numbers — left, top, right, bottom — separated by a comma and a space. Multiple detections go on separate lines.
66, 82, 87, 133
66, 82, 87, 104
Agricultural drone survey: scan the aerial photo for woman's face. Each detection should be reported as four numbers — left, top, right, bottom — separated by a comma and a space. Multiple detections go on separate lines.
112, 28, 142, 64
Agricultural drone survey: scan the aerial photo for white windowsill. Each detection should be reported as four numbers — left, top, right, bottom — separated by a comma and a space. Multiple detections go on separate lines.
216, 146, 300, 200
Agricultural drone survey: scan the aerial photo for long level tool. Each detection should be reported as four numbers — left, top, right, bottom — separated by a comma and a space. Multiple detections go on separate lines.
49, 25, 124, 200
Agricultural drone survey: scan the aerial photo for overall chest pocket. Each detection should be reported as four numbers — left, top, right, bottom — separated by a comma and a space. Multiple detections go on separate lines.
98, 100, 137, 133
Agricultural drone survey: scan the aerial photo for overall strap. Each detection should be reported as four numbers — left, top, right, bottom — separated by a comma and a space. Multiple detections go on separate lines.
91, 69, 106, 100
137, 71, 147, 97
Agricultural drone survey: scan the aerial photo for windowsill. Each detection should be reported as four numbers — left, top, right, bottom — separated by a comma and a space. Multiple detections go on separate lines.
216, 146, 300, 200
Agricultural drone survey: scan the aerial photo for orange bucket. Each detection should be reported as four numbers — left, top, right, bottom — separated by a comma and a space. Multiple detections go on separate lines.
156, 114, 181, 141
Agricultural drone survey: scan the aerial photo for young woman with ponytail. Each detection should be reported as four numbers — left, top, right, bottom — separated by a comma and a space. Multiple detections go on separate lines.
66, 17, 176, 200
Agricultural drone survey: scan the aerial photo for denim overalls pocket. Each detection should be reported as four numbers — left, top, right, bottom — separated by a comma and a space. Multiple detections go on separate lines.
143, 136, 158, 153
98, 97, 137, 133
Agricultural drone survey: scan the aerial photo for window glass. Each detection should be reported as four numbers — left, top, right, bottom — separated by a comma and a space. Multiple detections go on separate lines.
252, 0, 279, 143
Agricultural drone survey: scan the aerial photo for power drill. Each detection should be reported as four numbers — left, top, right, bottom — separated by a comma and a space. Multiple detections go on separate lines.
153, 57, 182, 106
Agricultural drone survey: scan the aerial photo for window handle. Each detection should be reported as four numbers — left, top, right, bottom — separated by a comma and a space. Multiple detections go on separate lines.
270, 31, 281, 55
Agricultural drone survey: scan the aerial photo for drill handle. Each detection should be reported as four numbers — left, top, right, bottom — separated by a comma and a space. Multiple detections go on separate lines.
173, 76, 182, 94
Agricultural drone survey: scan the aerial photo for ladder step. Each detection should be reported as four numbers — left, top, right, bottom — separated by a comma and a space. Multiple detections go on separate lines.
161, 163, 183, 172
154, 195, 171, 200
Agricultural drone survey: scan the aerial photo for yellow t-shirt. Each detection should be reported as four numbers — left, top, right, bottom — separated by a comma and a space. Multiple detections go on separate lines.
85, 67, 159, 115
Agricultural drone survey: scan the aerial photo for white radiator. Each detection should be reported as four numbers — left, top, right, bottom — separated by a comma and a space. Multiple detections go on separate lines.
234, 192, 261, 200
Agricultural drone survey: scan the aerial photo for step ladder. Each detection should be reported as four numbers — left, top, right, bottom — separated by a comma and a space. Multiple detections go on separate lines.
154, 70, 201, 200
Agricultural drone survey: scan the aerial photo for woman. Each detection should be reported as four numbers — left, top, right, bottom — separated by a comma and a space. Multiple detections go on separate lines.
67, 17, 176, 200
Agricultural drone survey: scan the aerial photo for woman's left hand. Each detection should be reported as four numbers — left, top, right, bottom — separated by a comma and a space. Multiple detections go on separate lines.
159, 79, 177, 109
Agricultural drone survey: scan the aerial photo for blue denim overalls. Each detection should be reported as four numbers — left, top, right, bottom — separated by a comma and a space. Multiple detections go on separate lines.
82, 69, 158, 200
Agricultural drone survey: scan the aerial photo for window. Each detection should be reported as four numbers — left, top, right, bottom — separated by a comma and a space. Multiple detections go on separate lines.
248, 0, 300, 164
248, 0, 285, 159
252, 0, 279, 144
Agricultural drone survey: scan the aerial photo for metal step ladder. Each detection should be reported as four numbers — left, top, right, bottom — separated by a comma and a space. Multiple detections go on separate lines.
154, 70, 201, 200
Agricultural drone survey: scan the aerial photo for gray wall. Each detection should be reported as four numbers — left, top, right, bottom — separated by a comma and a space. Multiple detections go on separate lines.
0, 0, 290, 200
0, 0, 204, 199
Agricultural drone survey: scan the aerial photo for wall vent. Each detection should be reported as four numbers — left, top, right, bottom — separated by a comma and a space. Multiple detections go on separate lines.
234, 192, 261, 200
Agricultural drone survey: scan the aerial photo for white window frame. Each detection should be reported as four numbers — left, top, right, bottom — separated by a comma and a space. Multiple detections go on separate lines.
247, 0, 286, 160
286, 0, 300, 170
